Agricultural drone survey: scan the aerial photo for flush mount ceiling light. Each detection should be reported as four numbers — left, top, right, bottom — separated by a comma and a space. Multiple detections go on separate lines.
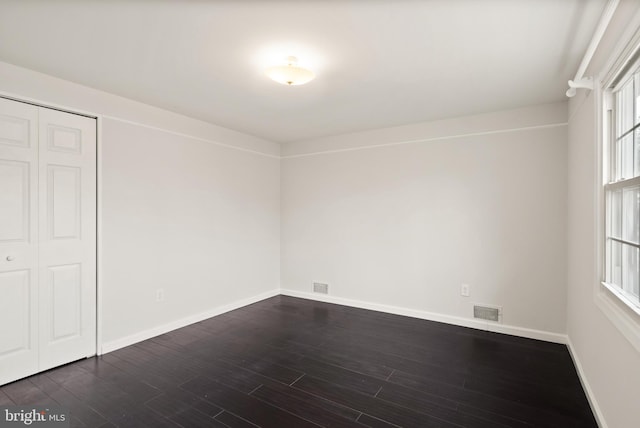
265, 56, 315, 86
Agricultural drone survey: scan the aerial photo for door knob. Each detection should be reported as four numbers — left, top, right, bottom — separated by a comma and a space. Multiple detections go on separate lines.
6, 256, 15, 261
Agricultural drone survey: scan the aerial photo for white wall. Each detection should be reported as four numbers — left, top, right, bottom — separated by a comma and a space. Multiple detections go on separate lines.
100, 119, 280, 345
0, 61, 281, 349
566, 1, 640, 427
281, 102, 568, 337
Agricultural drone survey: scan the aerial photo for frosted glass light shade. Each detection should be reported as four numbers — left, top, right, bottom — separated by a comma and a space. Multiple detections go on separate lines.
265, 56, 315, 86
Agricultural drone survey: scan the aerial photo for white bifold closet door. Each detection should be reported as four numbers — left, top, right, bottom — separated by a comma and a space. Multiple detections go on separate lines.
0, 97, 96, 385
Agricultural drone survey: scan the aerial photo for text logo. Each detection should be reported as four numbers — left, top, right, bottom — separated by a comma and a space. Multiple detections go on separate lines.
0, 407, 69, 428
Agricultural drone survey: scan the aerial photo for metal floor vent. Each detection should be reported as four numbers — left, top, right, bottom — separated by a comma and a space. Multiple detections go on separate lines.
474, 305, 501, 322
313, 282, 328, 294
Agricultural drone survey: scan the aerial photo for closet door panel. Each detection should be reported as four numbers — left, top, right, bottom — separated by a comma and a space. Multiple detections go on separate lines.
38, 107, 96, 371
0, 98, 39, 386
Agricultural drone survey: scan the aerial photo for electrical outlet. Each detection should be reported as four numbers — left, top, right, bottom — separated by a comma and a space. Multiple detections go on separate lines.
156, 289, 164, 302
461, 284, 470, 297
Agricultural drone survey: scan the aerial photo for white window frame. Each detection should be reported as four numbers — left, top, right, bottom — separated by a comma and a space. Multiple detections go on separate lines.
601, 62, 640, 314
595, 22, 640, 352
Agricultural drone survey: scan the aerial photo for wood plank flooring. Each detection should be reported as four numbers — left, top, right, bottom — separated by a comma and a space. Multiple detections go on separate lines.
0, 296, 597, 427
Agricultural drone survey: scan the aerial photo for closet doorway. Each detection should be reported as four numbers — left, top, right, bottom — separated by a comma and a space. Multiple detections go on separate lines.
0, 97, 97, 385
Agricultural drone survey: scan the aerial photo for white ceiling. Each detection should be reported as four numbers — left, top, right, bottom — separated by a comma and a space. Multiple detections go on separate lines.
0, 0, 606, 143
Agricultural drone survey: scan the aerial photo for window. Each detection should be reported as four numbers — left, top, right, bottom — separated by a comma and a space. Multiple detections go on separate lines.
603, 59, 640, 312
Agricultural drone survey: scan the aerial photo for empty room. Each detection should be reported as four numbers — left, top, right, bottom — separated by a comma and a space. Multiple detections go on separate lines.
0, 0, 639, 427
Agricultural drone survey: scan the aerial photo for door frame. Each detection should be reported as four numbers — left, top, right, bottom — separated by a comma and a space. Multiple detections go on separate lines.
0, 91, 103, 359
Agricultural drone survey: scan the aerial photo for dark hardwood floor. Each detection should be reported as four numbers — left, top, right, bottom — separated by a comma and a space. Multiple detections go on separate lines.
0, 296, 597, 428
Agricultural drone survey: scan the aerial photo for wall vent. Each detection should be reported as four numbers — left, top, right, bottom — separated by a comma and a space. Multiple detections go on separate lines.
473, 304, 501, 322
313, 282, 328, 294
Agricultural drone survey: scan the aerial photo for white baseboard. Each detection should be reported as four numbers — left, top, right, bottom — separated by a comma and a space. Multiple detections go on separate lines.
280, 289, 568, 344
100, 288, 280, 354
566, 337, 608, 428
101, 288, 567, 354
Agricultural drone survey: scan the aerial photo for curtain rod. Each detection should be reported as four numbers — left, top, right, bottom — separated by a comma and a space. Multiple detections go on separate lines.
566, 0, 620, 97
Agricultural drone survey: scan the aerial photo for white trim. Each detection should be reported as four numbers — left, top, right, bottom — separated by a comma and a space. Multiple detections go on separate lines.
281, 123, 568, 159
102, 115, 280, 159
1, 87, 565, 162
104, 118, 568, 161
0, 90, 98, 119
280, 289, 567, 344
95, 114, 104, 358
566, 336, 609, 428
600, 12, 640, 88
100, 289, 280, 354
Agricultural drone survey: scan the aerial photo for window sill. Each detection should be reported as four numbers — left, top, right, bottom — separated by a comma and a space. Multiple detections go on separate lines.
601, 281, 640, 316
596, 282, 640, 353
